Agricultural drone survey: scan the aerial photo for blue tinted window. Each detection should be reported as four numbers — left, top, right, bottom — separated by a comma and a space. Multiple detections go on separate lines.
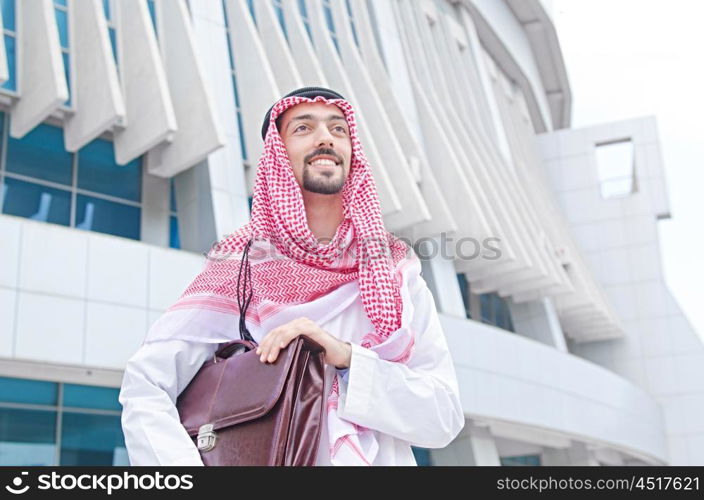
501, 454, 541, 466
478, 292, 514, 332
78, 139, 141, 202
495, 295, 514, 332
411, 446, 433, 466
231, 74, 240, 106
1, 35, 15, 91
169, 215, 180, 249
456, 273, 471, 319
322, 1, 339, 54
222, 0, 230, 28
246, 0, 256, 25
480, 293, 491, 323
272, 1, 287, 41
345, 0, 359, 47
62, 384, 121, 411
226, 38, 236, 73
108, 28, 117, 63
102, 0, 110, 21
169, 178, 177, 212
147, 0, 157, 33
297, 0, 308, 17
247, 195, 253, 215
1, 0, 15, 31
0, 408, 57, 466
62, 51, 71, 106
60, 412, 125, 465
323, 2, 335, 33
54, 0, 67, 6
237, 111, 247, 159
0, 377, 58, 405
76, 195, 140, 240
2, 178, 71, 226
297, 0, 312, 42
6, 123, 73, 185
55, 8, 68, 49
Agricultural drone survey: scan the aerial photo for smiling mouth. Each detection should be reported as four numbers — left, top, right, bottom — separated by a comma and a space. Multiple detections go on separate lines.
307, 158, 340, 168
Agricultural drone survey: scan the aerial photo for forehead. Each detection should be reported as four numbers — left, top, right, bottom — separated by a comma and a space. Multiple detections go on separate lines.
279, 101, 346, 123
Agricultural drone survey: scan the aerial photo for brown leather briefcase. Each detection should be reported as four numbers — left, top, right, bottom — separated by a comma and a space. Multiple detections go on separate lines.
176, 335, 326, 466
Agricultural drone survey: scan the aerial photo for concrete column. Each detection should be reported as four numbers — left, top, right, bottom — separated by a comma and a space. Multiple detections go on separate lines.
140, 169, 170, 247
172, 160, 217, 254
417, 237, 466, 318
508, 296, 567, 351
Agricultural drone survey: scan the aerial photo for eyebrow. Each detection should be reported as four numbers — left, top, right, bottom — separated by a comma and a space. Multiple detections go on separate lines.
285, 113, 347, 132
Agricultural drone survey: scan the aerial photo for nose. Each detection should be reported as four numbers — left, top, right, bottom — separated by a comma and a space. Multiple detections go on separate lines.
314, 124, 335, 147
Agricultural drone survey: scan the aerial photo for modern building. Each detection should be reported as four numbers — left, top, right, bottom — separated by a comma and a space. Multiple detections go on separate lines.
0, 0, 701, 466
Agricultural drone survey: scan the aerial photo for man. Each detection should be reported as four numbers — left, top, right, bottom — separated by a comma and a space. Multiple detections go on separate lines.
119, 87, 464, 466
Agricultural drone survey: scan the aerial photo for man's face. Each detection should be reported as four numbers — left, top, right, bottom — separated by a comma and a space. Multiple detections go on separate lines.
277, 101, 352, 195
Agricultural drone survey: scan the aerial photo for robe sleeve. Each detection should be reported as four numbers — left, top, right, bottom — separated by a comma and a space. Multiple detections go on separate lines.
118, 339, 219, 466
335, 275, 465, 449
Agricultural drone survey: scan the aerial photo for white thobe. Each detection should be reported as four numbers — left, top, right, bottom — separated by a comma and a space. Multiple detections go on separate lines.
118, 269, 465, 466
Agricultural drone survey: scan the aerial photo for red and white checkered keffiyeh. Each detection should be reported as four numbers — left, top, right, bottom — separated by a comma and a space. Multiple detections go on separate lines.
149, 95, 418, 465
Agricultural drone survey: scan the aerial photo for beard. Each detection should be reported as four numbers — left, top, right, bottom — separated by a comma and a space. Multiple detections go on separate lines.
302, 164, 347, 194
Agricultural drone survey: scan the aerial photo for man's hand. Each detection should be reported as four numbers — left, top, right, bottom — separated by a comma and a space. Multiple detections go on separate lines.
255, 317, 352, 368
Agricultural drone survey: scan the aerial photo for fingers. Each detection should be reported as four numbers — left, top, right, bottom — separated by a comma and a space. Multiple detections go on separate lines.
255, 317, 316, 364
256, 328, 292, 364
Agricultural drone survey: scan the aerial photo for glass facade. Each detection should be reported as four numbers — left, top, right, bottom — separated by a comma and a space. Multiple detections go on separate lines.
457, 273, 515, 332
411, 446, 433, 466
103, 0, 118, 64
500, 454, 541, 466
297, 0, 313, 42
221, 0, 249, 162
595, 139, 636, 199
0, 376, 127, 466
344, 0, 360, 47
456, 272, 472, 319
322, 0, 340, 54
0, 112, 145, 241
54, 0, 71, 107
169, 179, 180, 249
480, 292, 515, 332
1, 0, 16, 92
271, 0, 288, 42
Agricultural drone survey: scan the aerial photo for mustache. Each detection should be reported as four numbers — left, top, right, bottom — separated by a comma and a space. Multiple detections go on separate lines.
304, 148, 343, 165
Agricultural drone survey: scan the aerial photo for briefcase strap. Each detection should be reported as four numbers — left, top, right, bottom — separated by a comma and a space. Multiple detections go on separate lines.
236, 238, 255, 343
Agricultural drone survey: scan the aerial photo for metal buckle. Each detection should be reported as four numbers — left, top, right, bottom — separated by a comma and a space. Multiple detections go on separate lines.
197, 424, 217, 452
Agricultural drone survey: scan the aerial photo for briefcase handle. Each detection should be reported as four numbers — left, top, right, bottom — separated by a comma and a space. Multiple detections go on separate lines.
214, 339, 258, 360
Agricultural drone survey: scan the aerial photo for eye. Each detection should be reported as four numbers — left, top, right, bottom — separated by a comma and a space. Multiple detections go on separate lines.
293, 124, 308, 133
333, 125, 347, 134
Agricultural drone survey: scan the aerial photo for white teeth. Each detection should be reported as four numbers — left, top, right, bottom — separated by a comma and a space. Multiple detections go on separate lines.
310, 159, 336, 166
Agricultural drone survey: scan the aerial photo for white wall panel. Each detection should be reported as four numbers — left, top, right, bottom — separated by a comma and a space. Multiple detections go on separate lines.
146, 0, 226, 177
303, 0, 402, 220
353, 0, 455, 239
64, 0, 125, 152
10, 0, 68, 138
223, 0, 279, 169
443, 314, 667, 464
329, 0, 430, 230
113, 0, 176, 165
253, 0, 302, 94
